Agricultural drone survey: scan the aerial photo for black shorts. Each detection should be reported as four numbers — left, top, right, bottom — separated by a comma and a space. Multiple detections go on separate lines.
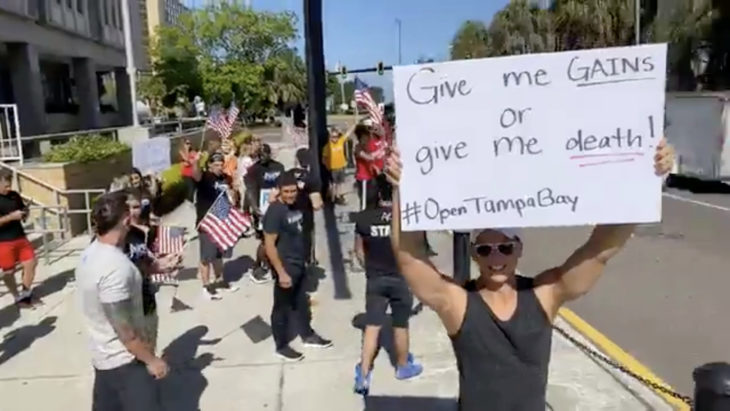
93, 360, 161, 411
365, 276, 413, 328
330, 168, 346, 184
199, 231, 232, 263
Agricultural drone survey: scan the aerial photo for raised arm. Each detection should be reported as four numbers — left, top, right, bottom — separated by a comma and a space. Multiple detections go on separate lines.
386, 151, 466, 335
535, 139, 676, 319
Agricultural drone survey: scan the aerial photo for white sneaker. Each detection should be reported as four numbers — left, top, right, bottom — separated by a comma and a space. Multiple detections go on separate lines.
218, 282, 240, 293
202, 286, 222, 300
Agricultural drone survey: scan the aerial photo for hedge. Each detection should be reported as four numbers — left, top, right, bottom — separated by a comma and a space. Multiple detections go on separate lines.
43, 135, 130, 163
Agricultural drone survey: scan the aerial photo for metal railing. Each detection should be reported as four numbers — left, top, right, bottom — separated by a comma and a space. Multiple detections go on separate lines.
0, 104, 23, 164
26, 204, 69, 264
0, 161, 104, 248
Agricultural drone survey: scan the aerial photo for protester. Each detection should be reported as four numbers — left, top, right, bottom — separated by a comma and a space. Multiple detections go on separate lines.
122, 190, 181, 352
352, 175, 422, 395
76, 191, 168, 410
263, 171, 332, 361
222, 138, 238, 179
384, 139, 675, 410
354, 122, 385, 210
0, 169, 37, 308
245, 144, 285, 284
235, 136, 256, 210
322, 124, 356, 204
179, 139, 199, 202
192, 152, 239, 300
290, 148, 323, 267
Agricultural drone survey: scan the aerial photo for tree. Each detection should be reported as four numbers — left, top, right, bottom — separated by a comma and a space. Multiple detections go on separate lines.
137, 73, 166, 117
488, 0, 554, 56
552, 0, 634, 51
450, 20, 490, 60
151, 3, 306, 118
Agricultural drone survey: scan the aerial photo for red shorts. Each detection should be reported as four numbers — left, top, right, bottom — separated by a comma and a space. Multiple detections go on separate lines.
0, 238, 35, 272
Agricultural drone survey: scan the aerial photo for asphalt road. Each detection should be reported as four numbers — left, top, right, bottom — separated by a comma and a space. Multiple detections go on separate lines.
517, 178, 730, 396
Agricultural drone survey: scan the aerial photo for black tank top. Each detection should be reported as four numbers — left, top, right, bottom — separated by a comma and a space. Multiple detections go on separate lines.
450, 276, 552, 411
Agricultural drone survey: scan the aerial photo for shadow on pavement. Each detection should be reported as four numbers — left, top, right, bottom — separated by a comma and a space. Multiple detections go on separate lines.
176, 267, 198, 282
667, 175, 730, 194
223, 255, 255, 283
323, 202, 351, 300
160, 325, 222, 411
364, 395, 457, 411
0, 269, 73, 330
0, 316, 57, 365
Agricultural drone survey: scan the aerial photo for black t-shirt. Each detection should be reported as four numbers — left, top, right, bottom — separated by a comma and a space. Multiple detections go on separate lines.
290, 167, 321, 230
263, 201, 306, 266
247, 160, 285, 191
355, 206, 399, 278
0, 190, 26, 242
122, 225, 158, 315
195, 171, 231, 225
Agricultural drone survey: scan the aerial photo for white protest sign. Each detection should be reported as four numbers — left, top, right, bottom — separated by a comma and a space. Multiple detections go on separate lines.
393, 44, 667, 231
132, 137, 171, 175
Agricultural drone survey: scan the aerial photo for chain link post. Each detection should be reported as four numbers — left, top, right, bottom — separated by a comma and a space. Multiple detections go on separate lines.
694, 362, 730, 410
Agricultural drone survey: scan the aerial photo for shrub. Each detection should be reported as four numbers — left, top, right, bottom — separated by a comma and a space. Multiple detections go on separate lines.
43, 135, 130, 163
160, 163, 183, 191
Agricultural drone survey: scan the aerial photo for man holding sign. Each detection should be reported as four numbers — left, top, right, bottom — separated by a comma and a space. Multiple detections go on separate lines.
384, 139, 674, 410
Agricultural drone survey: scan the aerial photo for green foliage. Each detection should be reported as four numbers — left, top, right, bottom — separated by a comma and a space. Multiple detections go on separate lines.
151, 4, 306, 117
42, 135, 130, 163
450, 21, 491, 60
232, 131, 253, 148
160, 163, 184, 191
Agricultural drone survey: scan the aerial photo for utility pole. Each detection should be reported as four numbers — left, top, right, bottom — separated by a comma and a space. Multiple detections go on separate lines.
396, 18, 402, 65
120, 0, 139, 127
303, 0, 328, 189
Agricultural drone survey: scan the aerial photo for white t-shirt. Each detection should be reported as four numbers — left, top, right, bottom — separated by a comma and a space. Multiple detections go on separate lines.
75, 240, 145, 370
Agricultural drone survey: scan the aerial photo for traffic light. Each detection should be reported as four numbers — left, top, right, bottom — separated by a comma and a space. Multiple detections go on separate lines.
340, 65, 347, 78
377, 61, 384, 75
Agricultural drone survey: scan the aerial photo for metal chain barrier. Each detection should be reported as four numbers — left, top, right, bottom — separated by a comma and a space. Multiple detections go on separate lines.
552, 325, 694, 407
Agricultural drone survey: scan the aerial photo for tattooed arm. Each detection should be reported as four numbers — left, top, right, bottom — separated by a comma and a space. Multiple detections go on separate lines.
100, 267, 168, 379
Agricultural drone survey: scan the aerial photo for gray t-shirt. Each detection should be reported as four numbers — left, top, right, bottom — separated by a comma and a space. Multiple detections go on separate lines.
75, 240, 145, 370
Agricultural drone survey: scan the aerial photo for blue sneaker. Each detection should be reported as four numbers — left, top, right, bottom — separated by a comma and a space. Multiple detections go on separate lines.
395, 355, 423, 380
354, 363, 371, 395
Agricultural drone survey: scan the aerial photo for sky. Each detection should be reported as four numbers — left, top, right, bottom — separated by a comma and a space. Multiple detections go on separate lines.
184, 0, 511, 102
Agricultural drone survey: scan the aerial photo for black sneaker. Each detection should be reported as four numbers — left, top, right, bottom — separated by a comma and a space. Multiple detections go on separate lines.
250, 266, 270, 284
202, 285, 222, 300
302, 333, 333, 349
217, 281, 240, 293
276, 346, 304, 362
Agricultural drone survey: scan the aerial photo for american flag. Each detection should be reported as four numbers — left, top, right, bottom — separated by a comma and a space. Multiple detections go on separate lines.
199, 193, 252, 252
150, 226, 186, 285
155, 226, 186, 255
206, 103, 238, 139
354, 77, 383, 125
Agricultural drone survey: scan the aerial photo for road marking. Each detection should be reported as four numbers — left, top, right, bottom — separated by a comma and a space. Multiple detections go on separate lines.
558, 308, 690, 411
663, 192, 730, 213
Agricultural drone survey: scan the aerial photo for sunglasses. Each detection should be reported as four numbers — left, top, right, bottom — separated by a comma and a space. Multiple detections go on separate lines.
474, 242, 517, 257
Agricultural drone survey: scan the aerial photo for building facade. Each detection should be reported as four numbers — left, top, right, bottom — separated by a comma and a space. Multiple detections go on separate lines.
0, 0, 145, 137
141, 0, 187, 63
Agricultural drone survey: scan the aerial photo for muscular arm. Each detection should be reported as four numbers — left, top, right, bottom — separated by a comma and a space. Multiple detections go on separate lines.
391, 189, 466, 335
309, 192, 323, 211
535, 224, 636, 319
101, 299, 157, 364
264, 232, 287, 277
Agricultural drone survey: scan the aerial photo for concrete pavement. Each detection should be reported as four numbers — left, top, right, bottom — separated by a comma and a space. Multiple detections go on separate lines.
0, 140, 677, 410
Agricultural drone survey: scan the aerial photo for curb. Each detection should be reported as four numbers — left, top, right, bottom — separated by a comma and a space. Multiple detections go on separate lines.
558, 307, 690, 411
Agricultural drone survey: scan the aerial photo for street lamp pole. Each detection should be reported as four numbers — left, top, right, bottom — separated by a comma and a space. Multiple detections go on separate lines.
635, 0, 641, 45
396, 18, 402, 65
303, 0, 328, 189
120, 0, 139, 127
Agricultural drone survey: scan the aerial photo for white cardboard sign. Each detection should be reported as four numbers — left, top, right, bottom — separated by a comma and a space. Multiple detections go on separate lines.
132, 137, 171, 175
393, 44, 668, 231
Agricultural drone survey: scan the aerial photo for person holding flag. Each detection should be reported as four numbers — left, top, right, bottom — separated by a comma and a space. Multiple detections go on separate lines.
192, 152, 245, 300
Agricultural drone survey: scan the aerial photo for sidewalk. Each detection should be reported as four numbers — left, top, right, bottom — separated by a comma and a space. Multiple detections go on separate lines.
0, 142, 673, 410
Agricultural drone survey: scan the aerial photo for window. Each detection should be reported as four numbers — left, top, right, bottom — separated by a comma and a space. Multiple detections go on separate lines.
77, 0, 83, 14
67, 0, 72, 8
103, 0, 109, 24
